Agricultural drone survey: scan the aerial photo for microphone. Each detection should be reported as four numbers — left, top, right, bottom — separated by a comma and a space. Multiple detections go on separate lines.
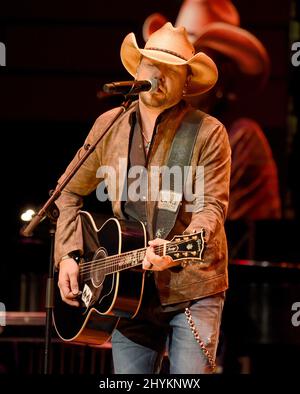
102, 79, 158, 95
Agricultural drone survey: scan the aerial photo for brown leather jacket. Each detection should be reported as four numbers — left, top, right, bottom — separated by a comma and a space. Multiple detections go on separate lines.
54, 100, 231, 305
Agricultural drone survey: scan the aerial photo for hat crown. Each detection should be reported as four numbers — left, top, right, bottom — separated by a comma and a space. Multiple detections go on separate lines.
144, 22, 195, 61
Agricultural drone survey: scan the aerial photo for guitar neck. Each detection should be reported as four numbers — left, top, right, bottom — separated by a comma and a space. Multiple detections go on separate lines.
105, 244, 167, 275
80, 230, 204, 277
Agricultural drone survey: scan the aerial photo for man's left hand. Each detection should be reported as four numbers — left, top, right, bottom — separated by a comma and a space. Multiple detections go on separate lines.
142, 238, 179, 271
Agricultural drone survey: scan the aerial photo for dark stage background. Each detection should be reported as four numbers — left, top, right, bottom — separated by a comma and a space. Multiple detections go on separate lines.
0, 0, 299, 374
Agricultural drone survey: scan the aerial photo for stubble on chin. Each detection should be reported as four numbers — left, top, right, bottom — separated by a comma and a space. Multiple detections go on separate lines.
140, 92, 166, 108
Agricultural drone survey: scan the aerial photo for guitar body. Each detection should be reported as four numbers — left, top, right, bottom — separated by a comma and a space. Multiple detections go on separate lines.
53, 211, 147, 345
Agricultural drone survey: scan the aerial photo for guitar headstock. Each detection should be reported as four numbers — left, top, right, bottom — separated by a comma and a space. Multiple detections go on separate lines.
166, 229, 205, 262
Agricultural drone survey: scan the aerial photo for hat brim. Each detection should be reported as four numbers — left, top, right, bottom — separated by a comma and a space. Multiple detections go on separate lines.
120, 32, 218, 96
194, 22, 270, 81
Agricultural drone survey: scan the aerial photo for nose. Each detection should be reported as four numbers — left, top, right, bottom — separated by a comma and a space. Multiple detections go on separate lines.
151, 65, 164, 83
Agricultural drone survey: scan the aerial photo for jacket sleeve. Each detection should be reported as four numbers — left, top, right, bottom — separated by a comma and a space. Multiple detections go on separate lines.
53, 109, 118, 266
183, 120, 231, 256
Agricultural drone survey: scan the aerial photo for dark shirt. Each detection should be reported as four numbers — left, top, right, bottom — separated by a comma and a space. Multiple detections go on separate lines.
123, 110, 149, 229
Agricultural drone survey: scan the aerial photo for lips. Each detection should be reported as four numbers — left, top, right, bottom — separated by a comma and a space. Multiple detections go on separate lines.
155, 85, 165, 94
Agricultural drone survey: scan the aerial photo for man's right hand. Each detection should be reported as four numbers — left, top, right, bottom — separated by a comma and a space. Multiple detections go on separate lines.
58, 258, 80, 307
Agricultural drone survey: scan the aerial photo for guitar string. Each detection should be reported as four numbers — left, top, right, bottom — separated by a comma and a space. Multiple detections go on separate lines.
78, 238, 196, 272
78, 238, 202, 275
78, 235, 202, 269
81, 241, 186, 265
78, 236, 203, 274
79, 249, 203, 279
78, 240, 187, 274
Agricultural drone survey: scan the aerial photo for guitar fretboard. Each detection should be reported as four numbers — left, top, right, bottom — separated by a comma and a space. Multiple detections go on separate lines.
79, 231, 203, 277
104, 245, 166, 275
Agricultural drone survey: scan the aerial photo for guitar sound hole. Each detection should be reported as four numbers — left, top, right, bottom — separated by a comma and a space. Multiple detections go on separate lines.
90, 247, 107, 288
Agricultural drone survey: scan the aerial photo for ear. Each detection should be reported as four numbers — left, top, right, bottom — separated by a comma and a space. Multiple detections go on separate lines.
142, 13, 168, 42
183, 74, 192, 95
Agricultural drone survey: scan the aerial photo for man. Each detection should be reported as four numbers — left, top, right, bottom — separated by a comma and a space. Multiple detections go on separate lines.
55, 22, 231, 374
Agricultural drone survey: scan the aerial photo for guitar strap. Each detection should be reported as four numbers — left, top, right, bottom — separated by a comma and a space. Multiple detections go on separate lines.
154, 109, 204, 239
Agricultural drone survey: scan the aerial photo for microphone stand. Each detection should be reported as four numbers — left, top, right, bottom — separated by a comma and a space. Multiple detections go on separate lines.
21, 95, 134, 374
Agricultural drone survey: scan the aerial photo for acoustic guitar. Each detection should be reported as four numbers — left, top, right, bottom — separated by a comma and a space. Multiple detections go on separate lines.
53, 211, 205, 345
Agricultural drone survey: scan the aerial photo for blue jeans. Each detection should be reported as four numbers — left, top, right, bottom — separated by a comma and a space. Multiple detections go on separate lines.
112, 292, 225, 374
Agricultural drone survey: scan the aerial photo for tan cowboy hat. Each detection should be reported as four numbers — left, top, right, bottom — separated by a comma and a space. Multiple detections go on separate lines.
120, 22, 218, 96
142, 0, 270, 83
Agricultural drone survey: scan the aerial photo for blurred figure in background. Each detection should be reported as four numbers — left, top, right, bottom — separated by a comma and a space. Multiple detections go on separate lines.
143, 0, 281, 221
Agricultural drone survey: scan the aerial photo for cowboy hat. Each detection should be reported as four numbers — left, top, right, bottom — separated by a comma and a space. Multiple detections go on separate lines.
142, 0, 270, 83
120, 22, 218, 96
